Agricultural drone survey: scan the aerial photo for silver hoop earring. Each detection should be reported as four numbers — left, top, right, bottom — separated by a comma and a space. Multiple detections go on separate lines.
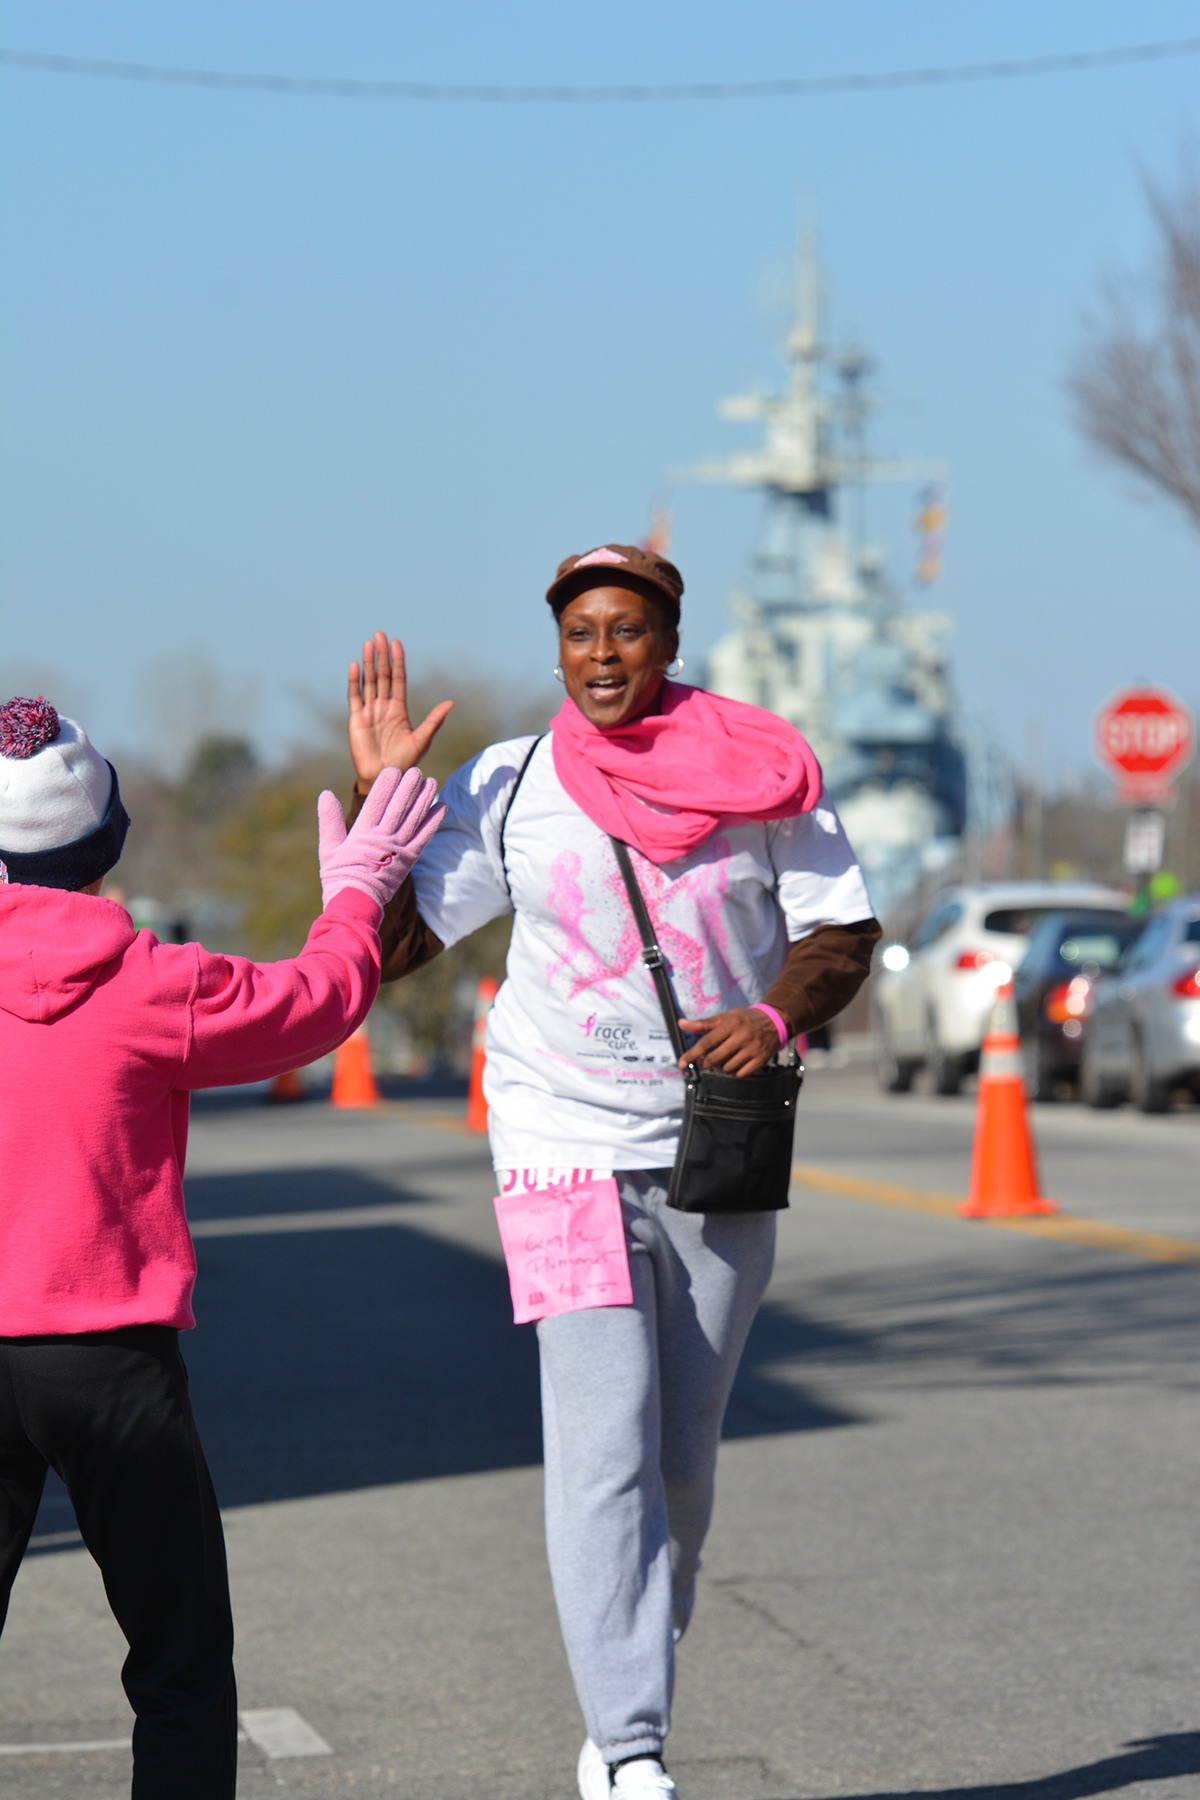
553, 666, 565, 683
665, 657, 684, 676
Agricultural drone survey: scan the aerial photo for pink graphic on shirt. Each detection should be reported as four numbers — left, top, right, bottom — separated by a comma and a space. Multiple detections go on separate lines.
546, 851, 623, 1002
544, 840, 738, 1016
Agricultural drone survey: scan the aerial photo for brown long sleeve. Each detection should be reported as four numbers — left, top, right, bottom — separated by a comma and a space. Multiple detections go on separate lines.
347, 787, 445, 983
761, 917, 882, 1037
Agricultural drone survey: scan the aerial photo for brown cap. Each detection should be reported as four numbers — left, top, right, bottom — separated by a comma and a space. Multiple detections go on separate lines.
546, 543, 684, 623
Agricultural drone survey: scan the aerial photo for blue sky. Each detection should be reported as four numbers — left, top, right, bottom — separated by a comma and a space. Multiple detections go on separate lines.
1, 2, 1197, 781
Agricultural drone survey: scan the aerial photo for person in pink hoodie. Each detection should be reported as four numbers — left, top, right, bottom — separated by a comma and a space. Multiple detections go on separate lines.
0, 695, 443, 1800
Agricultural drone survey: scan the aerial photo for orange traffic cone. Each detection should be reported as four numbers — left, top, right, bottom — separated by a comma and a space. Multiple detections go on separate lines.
331, 1024, 381, 1109
465, 977, 499, 1133
958, 983, 1057, 1218
266, 1069, 305, 1104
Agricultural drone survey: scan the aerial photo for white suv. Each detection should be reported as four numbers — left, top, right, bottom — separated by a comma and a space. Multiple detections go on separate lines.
873, 880, 1128, 1095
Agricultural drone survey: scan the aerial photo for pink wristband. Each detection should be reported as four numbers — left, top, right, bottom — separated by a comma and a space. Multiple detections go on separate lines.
751, 1002, 789, 1047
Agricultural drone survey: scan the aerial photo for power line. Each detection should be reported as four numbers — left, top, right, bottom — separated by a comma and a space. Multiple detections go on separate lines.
1, 36, 1198, 105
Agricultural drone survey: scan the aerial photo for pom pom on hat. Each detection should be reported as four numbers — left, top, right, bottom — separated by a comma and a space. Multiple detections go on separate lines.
0, 704, 128, 887
0, 697, 61, 760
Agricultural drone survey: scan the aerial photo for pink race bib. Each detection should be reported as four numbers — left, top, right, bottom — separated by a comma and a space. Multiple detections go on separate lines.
492, 1176, 633, 1325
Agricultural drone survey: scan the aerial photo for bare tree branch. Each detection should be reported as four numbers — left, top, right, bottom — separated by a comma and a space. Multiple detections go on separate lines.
1067, 164, 1200, 534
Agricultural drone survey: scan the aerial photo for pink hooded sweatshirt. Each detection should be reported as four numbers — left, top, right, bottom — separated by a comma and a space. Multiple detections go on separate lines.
0, 883, 383, 1335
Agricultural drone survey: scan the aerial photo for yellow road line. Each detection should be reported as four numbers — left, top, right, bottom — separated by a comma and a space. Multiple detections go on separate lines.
790, 1164, 1200, 1268
791, 1166, 962, 1217
342, 1102, 467, 1133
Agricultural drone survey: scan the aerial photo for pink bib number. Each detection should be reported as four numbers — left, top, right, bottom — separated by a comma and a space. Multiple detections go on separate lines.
492, 1176, 632, 1324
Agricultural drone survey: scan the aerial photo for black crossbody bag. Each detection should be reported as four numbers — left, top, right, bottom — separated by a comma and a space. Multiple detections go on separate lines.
609, 837, 803, 1214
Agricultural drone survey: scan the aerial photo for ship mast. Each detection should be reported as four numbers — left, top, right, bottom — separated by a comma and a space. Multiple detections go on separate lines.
690, 221, 981, 922
674, 224, 936, 535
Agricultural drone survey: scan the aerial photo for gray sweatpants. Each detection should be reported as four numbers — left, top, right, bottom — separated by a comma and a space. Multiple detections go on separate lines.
536, 1170, 776, 1764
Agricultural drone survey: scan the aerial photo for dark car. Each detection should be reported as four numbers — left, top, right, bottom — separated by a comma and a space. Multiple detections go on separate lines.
1013, 909, 1142, 1101
1082, 896, 1200, 1111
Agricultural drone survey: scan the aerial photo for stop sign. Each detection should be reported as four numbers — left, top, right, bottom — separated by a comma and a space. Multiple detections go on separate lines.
1094, 686, 1195, 802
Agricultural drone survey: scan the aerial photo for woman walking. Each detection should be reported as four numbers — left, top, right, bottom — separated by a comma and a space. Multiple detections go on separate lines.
347, 545, 880, 1800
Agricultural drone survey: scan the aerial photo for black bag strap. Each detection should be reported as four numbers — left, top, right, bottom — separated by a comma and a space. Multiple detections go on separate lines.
498, 735, 545, 898
609, 834, 796, 1075
608, 836, 691, 1064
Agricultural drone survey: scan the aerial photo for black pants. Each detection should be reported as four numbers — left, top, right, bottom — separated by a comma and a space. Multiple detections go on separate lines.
0, 1325, 237, 1799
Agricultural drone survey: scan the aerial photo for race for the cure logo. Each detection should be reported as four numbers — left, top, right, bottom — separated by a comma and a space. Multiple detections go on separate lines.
577, 1015, 636, 1049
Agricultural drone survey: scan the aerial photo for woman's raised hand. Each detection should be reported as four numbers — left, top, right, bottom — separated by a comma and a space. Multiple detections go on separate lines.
347, 632, 454, 795
676, 1007, 781, 1078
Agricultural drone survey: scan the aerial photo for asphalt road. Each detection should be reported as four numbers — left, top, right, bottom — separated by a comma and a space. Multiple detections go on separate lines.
1, 1057, 1197, 1799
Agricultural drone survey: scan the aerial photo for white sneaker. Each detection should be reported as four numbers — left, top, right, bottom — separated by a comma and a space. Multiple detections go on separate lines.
612, 1758, 676, 1799
577, 1738, 677, 1800
577, 1739, 612, 1800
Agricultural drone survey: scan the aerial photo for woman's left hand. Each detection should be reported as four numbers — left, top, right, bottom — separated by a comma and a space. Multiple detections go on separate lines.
348, 632, 454, 794
676, 1007, 781, 1078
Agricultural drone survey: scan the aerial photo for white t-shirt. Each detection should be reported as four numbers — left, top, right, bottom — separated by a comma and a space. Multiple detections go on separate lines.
412, 735, 873, 1171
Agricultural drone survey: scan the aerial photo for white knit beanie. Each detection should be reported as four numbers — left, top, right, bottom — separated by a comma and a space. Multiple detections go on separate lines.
0, 697, 129, 888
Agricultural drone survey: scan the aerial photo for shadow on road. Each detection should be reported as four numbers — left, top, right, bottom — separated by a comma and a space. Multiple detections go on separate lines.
781, 1731, 1200, 1800
185, 1167, 543, 1507
169, 1164, 857, 1512
97, 1154, 1197, 1524
763, 1253, 1198, 1394
29, 1160, 859, 1546
32, 1140, 1193, 1540
183, 1160, 485, 1220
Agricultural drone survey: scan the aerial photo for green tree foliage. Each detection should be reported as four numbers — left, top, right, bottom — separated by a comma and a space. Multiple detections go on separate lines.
218, 747, 345, 960
110, 676, 556, 1068
106, 733, 264, 931
176, 734, 259, 817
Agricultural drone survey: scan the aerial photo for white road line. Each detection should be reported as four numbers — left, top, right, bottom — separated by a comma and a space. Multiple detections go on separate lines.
0, 1738, 129, 1756
240, 1708, 333, 1759
191, 1201, 414, 1237
0, 1707, 332, 1761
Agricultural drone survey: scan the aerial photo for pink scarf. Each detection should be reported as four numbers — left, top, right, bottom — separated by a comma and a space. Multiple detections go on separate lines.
550, 680, 822, 864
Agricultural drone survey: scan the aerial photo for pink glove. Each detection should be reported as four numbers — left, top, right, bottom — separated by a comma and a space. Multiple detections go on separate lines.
317, 767, 445, 912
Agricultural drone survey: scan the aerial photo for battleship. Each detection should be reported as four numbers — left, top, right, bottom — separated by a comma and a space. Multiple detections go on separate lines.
681, 231, 976, 920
